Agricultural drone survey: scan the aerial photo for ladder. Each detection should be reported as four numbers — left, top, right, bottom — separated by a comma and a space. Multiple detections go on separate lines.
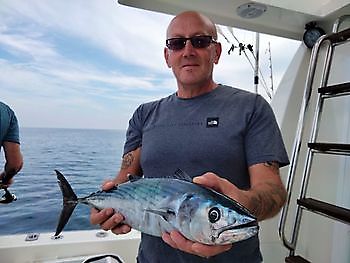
279, 16, 350, 263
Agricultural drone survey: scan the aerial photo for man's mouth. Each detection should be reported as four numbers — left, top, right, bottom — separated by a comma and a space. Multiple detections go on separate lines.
182, 63, 199, 68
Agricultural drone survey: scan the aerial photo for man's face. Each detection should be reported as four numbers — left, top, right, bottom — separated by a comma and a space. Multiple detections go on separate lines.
164, 13, 221, 89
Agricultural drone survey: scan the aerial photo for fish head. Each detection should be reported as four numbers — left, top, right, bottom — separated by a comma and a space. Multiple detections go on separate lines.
177, 192, 258, 245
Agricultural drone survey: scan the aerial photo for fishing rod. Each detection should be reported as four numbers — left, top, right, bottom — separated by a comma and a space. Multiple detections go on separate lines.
266, 41, 274, 94
218, 26, 272, 99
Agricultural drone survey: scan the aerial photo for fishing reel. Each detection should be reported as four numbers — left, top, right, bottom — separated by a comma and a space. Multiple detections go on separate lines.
0, 187, 17, 204
0, 174, 17, 204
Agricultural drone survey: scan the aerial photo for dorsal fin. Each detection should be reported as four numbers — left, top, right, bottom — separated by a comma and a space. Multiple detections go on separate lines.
127, 174, 142, 182
173, 168, 192, 182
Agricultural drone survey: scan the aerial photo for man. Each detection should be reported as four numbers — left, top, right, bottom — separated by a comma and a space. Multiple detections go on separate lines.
91, 11, 289, 262
0, 101, 23, 187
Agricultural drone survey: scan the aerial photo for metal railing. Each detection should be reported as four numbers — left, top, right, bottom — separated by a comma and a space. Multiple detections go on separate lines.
278, 16, 350, 253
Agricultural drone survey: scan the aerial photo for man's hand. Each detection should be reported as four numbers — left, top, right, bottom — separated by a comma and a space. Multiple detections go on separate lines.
194, 165, 287, 221
91, 148, 142, 235
90, 180, 131, 235
193, 172, 248, 205
0, 171, 14, 188
162, 231, 232, 258
2, 141, 23, 185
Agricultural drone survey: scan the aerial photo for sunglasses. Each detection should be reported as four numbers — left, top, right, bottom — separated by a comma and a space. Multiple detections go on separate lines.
166, 35, 216, 51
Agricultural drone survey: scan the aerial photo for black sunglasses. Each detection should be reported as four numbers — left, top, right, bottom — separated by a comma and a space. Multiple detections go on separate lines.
166, 35, 216, 51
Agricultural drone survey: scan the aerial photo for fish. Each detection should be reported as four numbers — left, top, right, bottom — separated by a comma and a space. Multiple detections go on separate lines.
54, 169, 258, 245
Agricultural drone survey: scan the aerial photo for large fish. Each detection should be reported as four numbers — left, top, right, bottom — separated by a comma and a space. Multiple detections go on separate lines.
54, 169, 258, 245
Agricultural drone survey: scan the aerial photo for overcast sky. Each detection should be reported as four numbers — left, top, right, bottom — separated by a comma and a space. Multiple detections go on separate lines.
0, 0, 300, 130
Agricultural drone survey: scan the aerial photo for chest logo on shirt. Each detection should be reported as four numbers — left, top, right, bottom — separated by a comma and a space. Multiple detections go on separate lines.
206, 117, 219, 128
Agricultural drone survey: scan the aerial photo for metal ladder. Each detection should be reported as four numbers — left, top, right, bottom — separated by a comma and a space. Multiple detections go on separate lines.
278, 16, 350, 263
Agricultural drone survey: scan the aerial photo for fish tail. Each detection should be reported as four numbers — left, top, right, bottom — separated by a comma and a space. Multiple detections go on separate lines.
54, 170, 78, 237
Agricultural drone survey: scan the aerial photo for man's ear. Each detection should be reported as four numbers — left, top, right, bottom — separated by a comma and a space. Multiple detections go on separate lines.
214, 42, 222, 64
164, 47, 171, 68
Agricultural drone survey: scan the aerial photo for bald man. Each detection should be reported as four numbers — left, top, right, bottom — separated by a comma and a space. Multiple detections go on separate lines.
91, 11, 288, 262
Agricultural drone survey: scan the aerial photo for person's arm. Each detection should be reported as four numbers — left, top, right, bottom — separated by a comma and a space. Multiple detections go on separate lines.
0, 141, 23, 186
90, 147, 142, 234
242, 161, 287, 220
193, 162, 286, 221
162, 162, 287, 257
115, 147, 142, 185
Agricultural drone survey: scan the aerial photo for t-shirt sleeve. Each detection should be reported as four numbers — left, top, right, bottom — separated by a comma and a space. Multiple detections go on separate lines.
3, 108, 20, 144
123, 104, 144, 156
245, 95, 289, 168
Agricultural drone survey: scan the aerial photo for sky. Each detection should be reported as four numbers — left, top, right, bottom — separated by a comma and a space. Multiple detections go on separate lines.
0, 0, 301, 130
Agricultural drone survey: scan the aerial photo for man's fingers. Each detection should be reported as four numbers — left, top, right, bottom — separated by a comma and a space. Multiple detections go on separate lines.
90, 207, 131, 234
102, 180, 117, 191
162, 231, 191, 251
193, 172, 238, 200
162, 230, 232, 258
162, 232, 178, 248
192, 242, 232, 257
90, 207, 114, 225
193, 172, 224, 192
169, 231, 192, 248
100, 213, 124, 231
112, 224, 131, 235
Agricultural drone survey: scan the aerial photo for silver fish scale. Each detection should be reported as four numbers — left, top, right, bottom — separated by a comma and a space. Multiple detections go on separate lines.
83, 178, 190, 236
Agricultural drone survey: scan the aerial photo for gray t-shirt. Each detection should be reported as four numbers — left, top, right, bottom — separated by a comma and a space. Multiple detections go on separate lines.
0, 101, 20, 151
124, 85, 289, 263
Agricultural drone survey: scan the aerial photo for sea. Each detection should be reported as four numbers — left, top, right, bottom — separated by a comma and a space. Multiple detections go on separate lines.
0, 127, 126, 236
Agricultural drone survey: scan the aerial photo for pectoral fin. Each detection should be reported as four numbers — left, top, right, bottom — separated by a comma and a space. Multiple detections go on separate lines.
145, 208, 176, 222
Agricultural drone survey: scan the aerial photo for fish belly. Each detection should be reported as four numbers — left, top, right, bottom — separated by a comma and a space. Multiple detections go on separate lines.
87, 179, 183, 237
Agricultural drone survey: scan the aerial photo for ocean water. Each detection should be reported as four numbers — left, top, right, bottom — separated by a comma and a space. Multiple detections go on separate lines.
0, 127, 126, 235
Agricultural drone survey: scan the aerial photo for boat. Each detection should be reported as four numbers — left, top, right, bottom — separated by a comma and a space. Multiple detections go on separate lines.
1, 1, 349, 262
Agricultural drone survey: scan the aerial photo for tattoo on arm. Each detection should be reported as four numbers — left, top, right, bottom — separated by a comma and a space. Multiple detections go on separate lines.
121, 152, 134, 170
249, 162, 287, 220
249, 182, 287, 220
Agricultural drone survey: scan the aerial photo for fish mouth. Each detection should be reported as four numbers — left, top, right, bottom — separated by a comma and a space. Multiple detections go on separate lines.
215, 220, 259, 238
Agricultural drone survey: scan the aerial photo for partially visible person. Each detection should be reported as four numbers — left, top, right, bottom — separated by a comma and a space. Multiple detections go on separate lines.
0, 101, 23, 187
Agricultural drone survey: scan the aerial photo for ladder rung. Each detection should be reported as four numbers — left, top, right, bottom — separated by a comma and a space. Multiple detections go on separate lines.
285, 255, 311, 263
308, 143, 350, 154
318, 82, 350, 96
326, 27, 350, 44
297, 198, 350, 224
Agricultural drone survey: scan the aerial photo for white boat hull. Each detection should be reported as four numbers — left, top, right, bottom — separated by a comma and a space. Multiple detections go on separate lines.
0, 230, 140, 263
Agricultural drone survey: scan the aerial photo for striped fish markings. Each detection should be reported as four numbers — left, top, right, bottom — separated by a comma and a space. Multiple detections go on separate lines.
54, 170, 258, 245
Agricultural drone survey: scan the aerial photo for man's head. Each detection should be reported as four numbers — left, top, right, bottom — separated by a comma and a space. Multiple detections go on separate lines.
164, 11, 222, 95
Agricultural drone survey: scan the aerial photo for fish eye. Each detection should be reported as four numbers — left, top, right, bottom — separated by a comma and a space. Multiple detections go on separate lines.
208, 207, 221, 223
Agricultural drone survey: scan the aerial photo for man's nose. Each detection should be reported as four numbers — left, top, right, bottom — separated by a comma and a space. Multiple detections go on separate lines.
183, 39, 196, 54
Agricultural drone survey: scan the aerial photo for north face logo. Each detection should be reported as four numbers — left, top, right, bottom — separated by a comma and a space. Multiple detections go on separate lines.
206, 117, 219, 128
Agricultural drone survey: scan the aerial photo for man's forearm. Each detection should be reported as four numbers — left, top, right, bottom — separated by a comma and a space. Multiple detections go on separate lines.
245, 181, 287, 221
1, 162, 22, 183
241, 162, 288, 221
2, 142, 23, 180
4, 163, 20, 176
